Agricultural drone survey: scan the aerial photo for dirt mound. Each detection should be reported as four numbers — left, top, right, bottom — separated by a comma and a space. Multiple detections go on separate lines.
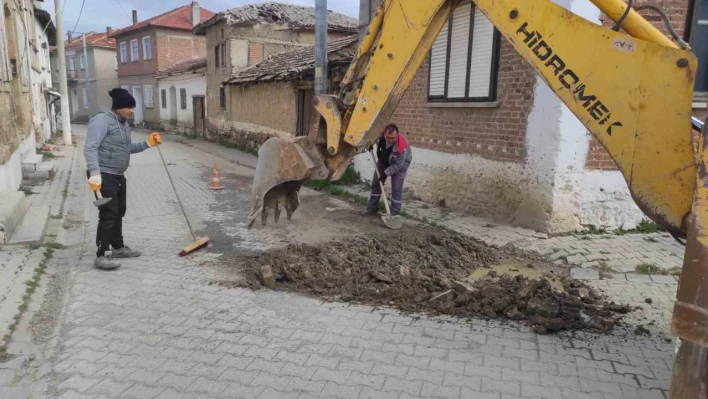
236, 227, 630, 333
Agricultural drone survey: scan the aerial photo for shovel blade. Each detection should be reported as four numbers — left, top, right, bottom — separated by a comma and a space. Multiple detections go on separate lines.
381, 215, 403, 230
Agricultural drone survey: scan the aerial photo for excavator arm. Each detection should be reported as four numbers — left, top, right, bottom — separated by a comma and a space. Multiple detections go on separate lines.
248, 0, 697, 238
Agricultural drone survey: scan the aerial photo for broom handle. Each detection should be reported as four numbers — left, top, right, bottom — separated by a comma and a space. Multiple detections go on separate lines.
157, 144, 197, 241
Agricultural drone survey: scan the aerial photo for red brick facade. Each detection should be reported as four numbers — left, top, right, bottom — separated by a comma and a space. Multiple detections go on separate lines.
392, 40, 536, 163
387, 0, 700, 169
155, 29, 207, 72
248, 43, 264, 66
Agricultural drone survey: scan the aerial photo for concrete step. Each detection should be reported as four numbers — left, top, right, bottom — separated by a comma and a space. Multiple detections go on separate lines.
7, 205, 50, 247
21, 153, 44, 174
0, 192, 29, 245
24, 162, 57, 181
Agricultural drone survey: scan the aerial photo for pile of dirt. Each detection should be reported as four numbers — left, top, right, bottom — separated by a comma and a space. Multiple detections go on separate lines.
236, 227, 631, 333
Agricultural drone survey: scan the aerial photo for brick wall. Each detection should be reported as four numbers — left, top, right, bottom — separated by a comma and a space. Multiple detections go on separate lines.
155, 29, 207, 72
391, 38, 536, 163
587, 0, 696, 170
248, 43, 263, 66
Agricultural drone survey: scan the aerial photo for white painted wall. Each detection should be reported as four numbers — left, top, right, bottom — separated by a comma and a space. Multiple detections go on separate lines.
157, 73, 206, 134
352, 0, 646, 234
0, 135, 35, 193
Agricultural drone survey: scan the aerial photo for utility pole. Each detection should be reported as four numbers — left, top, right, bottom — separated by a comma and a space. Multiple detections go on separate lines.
81, 33, 91, 114
314, 0, 327, 95
54, 0, 71, 145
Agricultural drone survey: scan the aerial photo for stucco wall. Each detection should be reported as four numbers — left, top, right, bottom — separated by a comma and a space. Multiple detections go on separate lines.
0, 134, 34, 193
117, 75, 159, 126
229, 82, 298, 134
158, 73, 206, 133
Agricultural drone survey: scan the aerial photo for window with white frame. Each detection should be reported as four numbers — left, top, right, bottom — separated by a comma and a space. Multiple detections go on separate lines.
142, 36, 152, 60
130, 39, 139, 62
119, 42, 127, 63
161, 89, 167, 108
68, 55, 76, 77
428, 0, 500, 102
80, 54, 86, 70
82, 87, 89, 109
180, 88, 187, 110
144, 85, 153, 108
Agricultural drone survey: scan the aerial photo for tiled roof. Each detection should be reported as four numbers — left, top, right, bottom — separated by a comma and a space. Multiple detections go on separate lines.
155, 57, 207, 77
61, 32, 116, 50
194, 2, 357, 35
109, 3, 215, 38
224, 35, 357, 85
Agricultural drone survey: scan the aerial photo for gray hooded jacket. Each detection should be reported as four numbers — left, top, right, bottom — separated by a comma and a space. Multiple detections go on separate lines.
84, 108, 149, 176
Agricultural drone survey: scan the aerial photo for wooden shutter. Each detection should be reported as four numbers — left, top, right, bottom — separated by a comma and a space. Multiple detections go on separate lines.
447, 1, 472, 98
468, 8, 495, 98
428, 20, 449, 97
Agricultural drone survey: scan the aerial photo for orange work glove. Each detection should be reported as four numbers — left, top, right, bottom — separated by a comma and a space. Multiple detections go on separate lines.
147, 132, 162, 147
88, 175, 102, 192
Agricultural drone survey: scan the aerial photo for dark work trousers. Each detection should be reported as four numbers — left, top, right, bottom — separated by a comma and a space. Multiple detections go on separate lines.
87, 171, 127, 257
367, 161, 409, 215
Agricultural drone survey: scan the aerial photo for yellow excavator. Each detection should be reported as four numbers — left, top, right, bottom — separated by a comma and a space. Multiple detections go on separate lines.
247, 0, 706, 394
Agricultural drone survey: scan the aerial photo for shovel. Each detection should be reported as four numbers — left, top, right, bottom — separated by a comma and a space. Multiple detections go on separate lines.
369, 150, 403, 230
93, 191, 112, 207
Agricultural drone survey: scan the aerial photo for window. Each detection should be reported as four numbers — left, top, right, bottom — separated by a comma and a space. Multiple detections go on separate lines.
180, 88, 187, 110
428, 0, 500, 102
82, 87, 89, 109
68, 55, 75, 78
689, 0, 707, 94
219, 87, 226, 109
214, 44, 220, 69
119, 42, 127, 63
161, 89, 167, 108
221, 44, 226, 69
130, 39, 139, 62
144, 85, 153, 108
142, 36, 152, 60
79, 54, 86, 70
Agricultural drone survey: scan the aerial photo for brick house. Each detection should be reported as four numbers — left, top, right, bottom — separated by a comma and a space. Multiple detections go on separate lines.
192, 2, 357, 144
219, 36, 357, 152
352, 0, 708, 234
50, 30, 117, 123
108, 2, 214, 128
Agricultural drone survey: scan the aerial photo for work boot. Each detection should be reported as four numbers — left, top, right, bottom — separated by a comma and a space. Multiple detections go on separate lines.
361, 208, 379, 216
111, 246, 141, 258
94, 256, 121, 270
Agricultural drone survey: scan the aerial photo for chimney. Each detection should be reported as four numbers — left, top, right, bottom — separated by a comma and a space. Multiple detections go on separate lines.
132, 10, 138, 25
191, 2, 200, 26
67, 30, 73, 42
106, 26, 112, 36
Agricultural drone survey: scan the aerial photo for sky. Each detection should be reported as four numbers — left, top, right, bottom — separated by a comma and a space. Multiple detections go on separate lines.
41, 0, 360, 39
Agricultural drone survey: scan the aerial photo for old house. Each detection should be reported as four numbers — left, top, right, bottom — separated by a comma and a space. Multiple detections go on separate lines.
192, 2, 358, 143
31, 5, 56, 142
220, 35, 357, 150
109, 2, 214, 129
0, 0, 56, 244
50, 30, 117, 123
351, 0, 708, 234
155, 57, 207, 135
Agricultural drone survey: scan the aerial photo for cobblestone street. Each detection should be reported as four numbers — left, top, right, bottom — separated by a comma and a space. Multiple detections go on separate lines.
0, 126, 684, 399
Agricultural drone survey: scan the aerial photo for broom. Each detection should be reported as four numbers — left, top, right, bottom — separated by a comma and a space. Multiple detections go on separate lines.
155, 142, 210, 257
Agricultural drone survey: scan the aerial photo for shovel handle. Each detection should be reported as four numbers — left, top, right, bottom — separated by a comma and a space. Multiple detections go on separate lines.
96, 190, 104, 199
369, 151, 393, 216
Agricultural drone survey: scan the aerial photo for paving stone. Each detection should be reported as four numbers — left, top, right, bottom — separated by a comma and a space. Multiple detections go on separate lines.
570, 268, 599, 280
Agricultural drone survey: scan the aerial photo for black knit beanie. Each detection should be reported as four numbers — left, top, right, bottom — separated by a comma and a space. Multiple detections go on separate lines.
109, 88, 136, 110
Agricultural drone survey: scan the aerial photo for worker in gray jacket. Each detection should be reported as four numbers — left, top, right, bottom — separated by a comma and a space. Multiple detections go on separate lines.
84, 88, 162, 270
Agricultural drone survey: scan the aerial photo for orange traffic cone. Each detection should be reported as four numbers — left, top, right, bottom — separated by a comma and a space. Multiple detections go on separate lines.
208, 163, 224, 190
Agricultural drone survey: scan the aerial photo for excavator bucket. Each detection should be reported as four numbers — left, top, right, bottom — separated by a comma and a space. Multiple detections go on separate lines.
247, 136, 328, 228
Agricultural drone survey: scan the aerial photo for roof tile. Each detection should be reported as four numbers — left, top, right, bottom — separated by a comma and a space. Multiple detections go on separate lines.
110, 3, 215, 38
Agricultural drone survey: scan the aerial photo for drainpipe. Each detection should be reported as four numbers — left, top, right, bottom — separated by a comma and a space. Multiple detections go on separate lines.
314, 0, 327, 95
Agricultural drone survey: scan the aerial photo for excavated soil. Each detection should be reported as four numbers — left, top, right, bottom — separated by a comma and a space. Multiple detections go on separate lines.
234, 227, 631, 334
